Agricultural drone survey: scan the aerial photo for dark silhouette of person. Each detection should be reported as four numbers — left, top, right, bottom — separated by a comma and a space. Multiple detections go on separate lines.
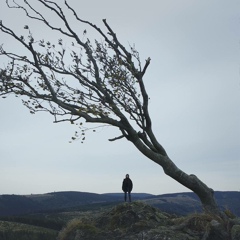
122, 174, 133, 202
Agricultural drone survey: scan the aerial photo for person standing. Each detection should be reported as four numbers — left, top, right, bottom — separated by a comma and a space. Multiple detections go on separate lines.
122, 174, 133, 202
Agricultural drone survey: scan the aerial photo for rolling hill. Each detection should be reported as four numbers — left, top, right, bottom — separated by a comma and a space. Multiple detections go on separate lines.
0, 191, 239, 217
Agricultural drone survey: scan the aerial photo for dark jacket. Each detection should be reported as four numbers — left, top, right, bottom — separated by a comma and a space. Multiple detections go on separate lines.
122, 178, 133, 192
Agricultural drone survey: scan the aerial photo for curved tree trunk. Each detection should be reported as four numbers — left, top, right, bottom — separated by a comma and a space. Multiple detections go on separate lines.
161, 155, 220, 214
131, 135, 221, 215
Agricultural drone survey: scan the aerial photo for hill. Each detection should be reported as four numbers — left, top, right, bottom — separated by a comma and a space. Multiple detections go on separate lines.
0, 195, 240, 240
56, 202, 240, 240
0, 220, 58, 240
0, 191, 120, 216
1, 202, 239, 240
143, 191, 240, 217
0, 191, 239, 217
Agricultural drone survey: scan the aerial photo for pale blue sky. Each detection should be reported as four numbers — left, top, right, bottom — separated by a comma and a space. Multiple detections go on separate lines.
0, 0, 239, 195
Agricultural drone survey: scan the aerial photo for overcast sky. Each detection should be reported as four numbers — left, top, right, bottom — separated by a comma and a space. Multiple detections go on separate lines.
0, 0, 239, 196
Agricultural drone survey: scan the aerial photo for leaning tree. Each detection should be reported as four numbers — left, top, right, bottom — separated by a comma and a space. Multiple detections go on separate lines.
0, 0, 220, 214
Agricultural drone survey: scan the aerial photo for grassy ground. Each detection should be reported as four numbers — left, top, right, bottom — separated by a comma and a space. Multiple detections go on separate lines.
0, 220, 58, 240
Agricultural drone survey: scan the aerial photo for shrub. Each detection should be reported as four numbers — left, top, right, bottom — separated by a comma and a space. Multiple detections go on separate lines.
58, 218, 99, 240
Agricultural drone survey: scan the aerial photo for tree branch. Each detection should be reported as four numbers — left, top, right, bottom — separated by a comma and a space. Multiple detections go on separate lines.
108, 135, 124, 142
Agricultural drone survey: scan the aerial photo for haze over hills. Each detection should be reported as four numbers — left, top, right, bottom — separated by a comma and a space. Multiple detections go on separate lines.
0, 191, 239, 217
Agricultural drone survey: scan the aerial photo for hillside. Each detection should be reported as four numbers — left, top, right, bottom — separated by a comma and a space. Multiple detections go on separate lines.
0, 191, 239, 217
56, 202, 240, 240
0, 191, 120, 216
0, 198, 239, 239
144, 191, 240, 217
0, 220, 58, 240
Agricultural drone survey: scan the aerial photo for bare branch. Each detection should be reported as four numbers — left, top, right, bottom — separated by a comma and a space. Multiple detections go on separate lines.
108, 135, 125, 142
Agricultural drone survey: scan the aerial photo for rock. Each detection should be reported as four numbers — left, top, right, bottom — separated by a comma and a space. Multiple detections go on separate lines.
231, 218, 240, 225
202, 219, 229, 240
57, 202, 234, 240
231, 225, 240, 240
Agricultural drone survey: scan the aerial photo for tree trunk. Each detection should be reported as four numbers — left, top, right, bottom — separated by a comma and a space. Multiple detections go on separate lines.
161, 155, 220, 214
132, 136, 221, 215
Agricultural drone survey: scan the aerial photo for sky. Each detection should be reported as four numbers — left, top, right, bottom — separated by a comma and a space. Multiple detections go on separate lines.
0, 0, 239, 195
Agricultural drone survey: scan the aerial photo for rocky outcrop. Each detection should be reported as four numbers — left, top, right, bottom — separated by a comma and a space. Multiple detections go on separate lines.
57, 201, 237, 240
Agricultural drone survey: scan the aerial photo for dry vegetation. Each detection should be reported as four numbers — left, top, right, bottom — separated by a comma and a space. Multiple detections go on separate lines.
0, 220, 58, 240
57, 201, 239, 240
0, 201, 239, 240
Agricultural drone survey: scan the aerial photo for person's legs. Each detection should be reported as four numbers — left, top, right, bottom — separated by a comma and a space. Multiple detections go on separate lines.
124, 192, 127, 202
128, 192, 131, 202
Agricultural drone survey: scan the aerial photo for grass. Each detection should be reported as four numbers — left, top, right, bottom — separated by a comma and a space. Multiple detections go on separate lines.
58, 219, 99, 240
0, 220, 58, 240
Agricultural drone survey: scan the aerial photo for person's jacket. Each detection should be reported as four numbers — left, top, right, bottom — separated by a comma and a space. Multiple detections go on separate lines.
122, 178, 133, 192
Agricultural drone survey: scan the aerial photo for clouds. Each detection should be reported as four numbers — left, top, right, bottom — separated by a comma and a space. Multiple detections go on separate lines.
0, 0, 239, 195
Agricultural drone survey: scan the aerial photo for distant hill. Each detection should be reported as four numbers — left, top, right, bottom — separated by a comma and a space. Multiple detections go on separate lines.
0, 191, 239, 217
0, 191, 121, 216
143, 191, 240, 216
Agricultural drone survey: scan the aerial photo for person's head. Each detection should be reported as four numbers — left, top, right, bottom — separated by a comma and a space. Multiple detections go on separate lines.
126, 174, 129, 178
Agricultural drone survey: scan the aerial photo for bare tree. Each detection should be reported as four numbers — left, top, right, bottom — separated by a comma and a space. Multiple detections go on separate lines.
0, 0, 221, 214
